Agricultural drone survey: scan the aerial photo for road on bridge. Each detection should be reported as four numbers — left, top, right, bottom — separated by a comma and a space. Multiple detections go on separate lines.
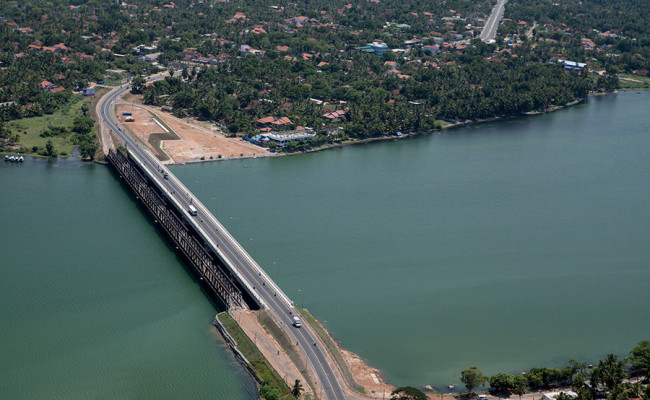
480, 0, 507, 42
98, 84, 350, 400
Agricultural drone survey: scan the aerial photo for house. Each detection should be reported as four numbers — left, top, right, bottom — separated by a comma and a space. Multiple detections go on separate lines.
403, 39, 422, 47
82, 87, 95, 96
557, 59, 587, 70
263, 128, 316, 145
292, 16, 310, 25
322, 109, 346, 121
256, 116, 292, 127
54, 43, 71, 52
423, 45, 441, 54
355, 41, 389, 56
40, 80, 56, 92
240, 45, 265, 57
581, 38, 596, 50
141, 52, 161, 62
541, 391, 577, 400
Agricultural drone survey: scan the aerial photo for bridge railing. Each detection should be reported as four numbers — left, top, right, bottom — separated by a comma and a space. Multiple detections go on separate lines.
107, 149, 244, 309
128, 150, 287, 310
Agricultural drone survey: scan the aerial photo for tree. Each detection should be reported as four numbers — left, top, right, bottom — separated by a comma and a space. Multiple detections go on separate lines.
131, 76, 146, 94
259, 385, 280, 400
591, 354, 627, 392
291, 379, 304, 399
630, 340, 650, 381
461, 367, 488, 394
390, 386, 427, 400
73, 116, 94, 134
514, 375, 527, 400
490, 372, 516, 394
45, 139, 57, 157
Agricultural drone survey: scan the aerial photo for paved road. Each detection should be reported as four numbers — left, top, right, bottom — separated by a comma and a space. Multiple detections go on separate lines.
480, 0, 507, 42
98, 85, 348, 400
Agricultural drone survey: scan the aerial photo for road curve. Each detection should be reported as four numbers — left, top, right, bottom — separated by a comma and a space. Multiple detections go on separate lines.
97, 85, 349, 400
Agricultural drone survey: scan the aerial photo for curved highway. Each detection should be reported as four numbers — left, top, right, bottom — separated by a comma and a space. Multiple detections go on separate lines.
98, 84, 348, 400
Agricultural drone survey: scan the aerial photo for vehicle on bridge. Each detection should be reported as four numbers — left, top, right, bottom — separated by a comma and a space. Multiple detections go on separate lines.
188, 205, 198, 216
292, 316, 302, 327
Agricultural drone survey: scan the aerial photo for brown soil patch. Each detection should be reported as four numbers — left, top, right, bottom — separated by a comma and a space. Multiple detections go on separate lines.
340, 348, 395, 398
115, 102, 269, 163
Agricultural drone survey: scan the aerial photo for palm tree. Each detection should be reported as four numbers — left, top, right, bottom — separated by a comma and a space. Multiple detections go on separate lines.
590, 354, 627, 393
291, 379, 304, 399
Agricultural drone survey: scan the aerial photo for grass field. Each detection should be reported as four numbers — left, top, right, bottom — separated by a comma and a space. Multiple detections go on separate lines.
618, 73, 650, 89
6, 95, 90, 157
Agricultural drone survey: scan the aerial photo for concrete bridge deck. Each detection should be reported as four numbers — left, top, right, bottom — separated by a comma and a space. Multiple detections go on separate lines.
98, 84, 348, 400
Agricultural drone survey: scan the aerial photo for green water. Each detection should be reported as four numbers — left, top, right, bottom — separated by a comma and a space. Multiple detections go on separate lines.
173, 91, 650, 389
0, 158, 257, 399
2, 92, 649, 396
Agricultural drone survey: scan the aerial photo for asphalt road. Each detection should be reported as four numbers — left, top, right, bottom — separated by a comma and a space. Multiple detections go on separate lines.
480, 0, 508, 42
98, 85, 348, 400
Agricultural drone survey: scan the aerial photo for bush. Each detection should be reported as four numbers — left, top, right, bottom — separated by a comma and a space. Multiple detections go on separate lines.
259, 385, 280, 400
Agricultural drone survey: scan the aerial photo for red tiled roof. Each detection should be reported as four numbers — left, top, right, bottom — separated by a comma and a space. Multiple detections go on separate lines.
257, 116, 275, 124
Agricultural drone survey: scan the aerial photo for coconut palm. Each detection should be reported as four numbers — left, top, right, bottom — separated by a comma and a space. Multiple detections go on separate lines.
291, 379, 304, 399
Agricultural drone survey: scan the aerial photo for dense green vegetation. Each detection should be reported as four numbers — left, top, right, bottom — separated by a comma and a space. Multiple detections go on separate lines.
461, 340, 650, 400
1, 95, 97, 157
499, 0, 649, 76
390, 386, 428, 400
2, 0, 648, 156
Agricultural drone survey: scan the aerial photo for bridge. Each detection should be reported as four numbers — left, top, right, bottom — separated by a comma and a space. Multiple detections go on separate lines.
98, 84, 348, 400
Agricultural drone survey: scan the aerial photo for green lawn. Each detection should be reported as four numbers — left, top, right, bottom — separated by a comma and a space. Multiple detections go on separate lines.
6, 95, 89, 157
618, 73, 650, 89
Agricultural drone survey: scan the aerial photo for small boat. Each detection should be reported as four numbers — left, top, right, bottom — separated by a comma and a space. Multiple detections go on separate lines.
4, 154, 23, 162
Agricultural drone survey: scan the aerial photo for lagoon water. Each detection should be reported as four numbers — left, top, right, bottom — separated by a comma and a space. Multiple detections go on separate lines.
0, 159, 257, 399
2, 91, 650, 396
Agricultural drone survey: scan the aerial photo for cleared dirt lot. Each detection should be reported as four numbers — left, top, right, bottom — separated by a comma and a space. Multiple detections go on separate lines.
115, 103, 270, 163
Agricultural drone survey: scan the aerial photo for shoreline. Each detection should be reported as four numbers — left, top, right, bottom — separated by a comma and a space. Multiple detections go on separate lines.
164, 90, 630, 165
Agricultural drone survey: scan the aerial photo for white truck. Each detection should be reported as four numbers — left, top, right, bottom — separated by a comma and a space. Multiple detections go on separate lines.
188, 205, 198, 216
